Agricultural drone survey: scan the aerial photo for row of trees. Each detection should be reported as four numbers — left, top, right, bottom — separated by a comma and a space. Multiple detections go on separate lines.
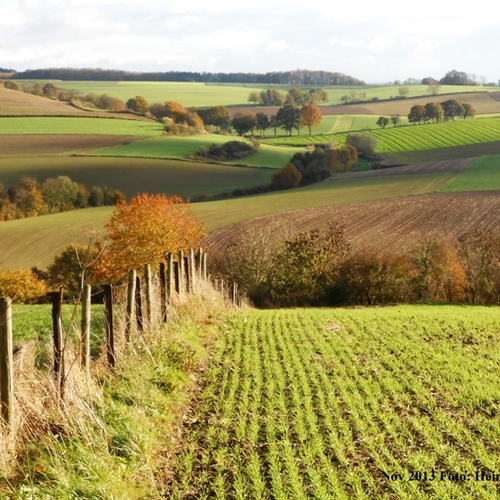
248, 87, 328, 106
0, 176, 125, 221
10, 68, 365, 85
213, 223, 500, 307
408, 100, 476, 124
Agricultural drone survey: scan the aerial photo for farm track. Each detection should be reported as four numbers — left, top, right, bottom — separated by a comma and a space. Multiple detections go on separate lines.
203, 188, 500, 257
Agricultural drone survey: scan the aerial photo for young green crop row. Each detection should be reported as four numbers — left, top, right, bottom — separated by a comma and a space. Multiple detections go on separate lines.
262, 116, 500, 153
168, 306, 500, 499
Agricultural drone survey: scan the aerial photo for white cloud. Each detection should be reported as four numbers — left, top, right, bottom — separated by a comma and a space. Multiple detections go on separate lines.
0, 0, 498, 82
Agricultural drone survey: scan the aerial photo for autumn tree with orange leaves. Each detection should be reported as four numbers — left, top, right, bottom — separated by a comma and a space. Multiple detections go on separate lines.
94, 194, 205, 283
300, 103, 322, 135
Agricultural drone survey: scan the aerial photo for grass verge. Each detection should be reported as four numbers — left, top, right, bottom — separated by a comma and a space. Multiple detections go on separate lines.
0, 281, 230, 499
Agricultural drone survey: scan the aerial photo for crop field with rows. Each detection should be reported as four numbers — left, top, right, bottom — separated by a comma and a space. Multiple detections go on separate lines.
262, 117, 500, 153
168, 306, 500, 499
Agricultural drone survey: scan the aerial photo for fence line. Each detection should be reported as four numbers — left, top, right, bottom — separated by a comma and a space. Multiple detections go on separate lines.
0, 248, 241, 437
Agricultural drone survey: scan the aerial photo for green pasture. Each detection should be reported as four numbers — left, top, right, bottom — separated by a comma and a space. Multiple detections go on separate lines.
169, 306, 500, 499
42, 81, 500, 108
315, 114, 409, 135
42, 81, 266, 108
0, 116, 163, 136
94, 134, 298, 169
262, 116, 500, 153
0, 172, 453, 270
0, 155, 273, 199
440, 154, 500, 192
12, 303, 105, 350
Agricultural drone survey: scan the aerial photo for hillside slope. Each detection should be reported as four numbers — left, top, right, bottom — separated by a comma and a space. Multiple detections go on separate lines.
203, 191, 500, 257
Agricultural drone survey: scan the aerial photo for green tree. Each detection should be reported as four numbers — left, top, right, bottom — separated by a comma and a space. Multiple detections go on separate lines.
425, 102, 444, 122
231, 112, 257, 136
197, 106, 230, 130
390, 115, 401, 127
441, 99, 464, 120
346, 132, 377, 159
256, 112, 270, 135
376, 116, 390, 128
248, 91, 261, 105
41, 176, 79, 212
276, 104, 301, 136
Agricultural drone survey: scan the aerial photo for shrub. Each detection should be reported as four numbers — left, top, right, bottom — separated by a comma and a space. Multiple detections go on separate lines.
271, 163, 302, 190
0, 269, 47, 303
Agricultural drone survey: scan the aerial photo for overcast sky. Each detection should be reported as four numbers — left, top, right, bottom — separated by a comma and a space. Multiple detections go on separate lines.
0, 0, 498, 84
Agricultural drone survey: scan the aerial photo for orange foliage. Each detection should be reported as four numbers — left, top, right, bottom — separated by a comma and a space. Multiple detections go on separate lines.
94, 194, 205, 283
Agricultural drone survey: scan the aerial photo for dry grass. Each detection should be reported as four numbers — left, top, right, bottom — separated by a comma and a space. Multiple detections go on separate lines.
0, 274, 237, 497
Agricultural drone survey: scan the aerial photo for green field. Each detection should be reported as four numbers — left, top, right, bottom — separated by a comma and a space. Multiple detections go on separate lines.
0, 116, 163, 136
43, 81, 500, 108
439, 154, 500, 192
262, 117, 500, 153
0, 155, 273, 199
168, 306, 500, 499
41, 81, 268, 108
94, 134, 298, 169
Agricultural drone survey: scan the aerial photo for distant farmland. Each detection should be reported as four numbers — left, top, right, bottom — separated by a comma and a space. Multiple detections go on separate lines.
262, 117, 500, 153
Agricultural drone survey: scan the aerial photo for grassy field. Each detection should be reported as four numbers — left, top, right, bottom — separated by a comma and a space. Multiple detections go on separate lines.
0, 172, 455, 270
41, 81, 500, 107
0, 155, 274, 199
262, 117, 500, 153
93, 134, 299, 169
168, 306, 500, 499
0, 116, 163, 136
439, 154, 500, 192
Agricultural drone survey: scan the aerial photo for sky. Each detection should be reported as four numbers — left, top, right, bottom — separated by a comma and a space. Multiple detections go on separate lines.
0, 0, 498, 84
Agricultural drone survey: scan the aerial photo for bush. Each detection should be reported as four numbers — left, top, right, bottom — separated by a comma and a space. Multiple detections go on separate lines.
271, 163, 302, 190
0, 269, 47, 303
195, 141, 256, 161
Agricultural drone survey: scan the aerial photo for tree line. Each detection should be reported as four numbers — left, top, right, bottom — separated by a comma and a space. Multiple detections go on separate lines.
0, 175, 125, 221
408, 99, 476, 124
213, 223, 500, 308
8, 68, 364, 85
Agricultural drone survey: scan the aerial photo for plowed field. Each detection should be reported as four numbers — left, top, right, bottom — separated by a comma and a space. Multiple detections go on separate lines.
203, 190, 500, 257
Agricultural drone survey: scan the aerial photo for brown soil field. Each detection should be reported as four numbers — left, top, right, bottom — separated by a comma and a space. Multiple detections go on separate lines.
203, 190, 500, 258
0, 134, 141, 156
231, 92, 500, 117
0, 87, 150, 120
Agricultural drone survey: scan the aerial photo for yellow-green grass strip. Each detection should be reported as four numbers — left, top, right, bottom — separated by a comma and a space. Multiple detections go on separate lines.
0, 116, 164, 136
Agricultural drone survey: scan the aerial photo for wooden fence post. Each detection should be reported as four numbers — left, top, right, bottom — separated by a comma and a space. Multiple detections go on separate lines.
81, 284, 91, 377
201, 250, 207, 281
178, 251, 185, 294
174, 260, 180, 295
159, 262, 167, 323
135, 276, 143, 334
188, 248, 196, 293
184, 256, 191, 293
167, 253, 175, 300
49, 287, 64, 399
231, 282, 238, 306
0, 297, 13, 427
103, 285, 115, 368
126, 270, 137, 342
144, 263, 153, 327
